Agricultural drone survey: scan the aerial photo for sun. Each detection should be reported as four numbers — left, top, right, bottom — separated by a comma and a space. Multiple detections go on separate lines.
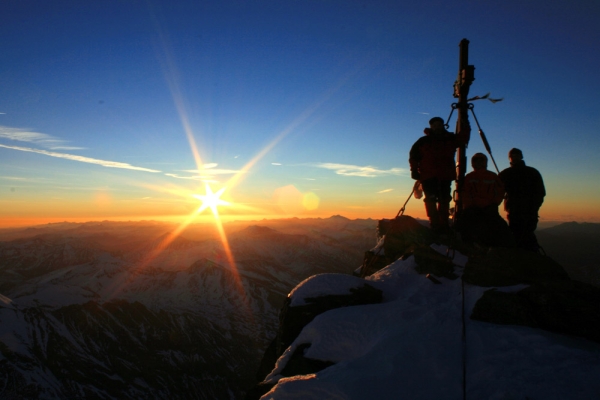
192, 184, 230, 217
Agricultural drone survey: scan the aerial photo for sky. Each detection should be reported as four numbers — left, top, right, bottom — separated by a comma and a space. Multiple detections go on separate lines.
261, 245, 600, 399
1, 0, 600, 227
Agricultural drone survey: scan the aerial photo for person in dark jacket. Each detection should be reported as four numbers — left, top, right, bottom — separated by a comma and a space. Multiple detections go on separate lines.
498, 148, 546, 251
409, 116, 470, 231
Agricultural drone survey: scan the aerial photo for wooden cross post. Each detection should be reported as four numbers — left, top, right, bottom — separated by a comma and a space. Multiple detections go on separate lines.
453, 38, 475, 223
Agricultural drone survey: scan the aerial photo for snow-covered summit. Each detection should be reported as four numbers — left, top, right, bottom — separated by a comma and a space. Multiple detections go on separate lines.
255, 244, 600, 400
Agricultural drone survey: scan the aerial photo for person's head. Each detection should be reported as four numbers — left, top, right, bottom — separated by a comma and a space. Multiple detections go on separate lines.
508, 148, 523, 164
471, 153, 488, 170
428, 117, 445, 132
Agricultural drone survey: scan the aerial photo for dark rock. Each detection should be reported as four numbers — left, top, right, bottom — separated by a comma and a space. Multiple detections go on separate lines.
277, 284, 383, 357
357, 216, 433, 277
413, 244, 459, 280
462, 247, 570, 287
254, 338, 278, 383
471, 280, 600, 343
377, 216, 434, 261
253, 283, 382, 385
244, 381, 276, 400
358, 250, 394, 277
454, 207, 515, 248
280, 343, 335, 377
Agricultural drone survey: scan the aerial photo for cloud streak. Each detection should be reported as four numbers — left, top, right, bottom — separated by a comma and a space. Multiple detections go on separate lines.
165, 165, 245, 181
164, 173, 218, 182
0, 126, 84, 150
311, 163, 405, 178
182, 167, 244, 175
0, 144, 161, 173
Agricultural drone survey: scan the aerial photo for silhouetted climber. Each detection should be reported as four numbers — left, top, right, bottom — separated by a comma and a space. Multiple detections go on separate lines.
463, 153, 505, 208
409, 116, 469, 232
499, 148, 546, 252
456, 153, 513, 246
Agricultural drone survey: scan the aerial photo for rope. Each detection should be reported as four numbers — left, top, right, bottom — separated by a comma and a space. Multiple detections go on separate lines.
468, 104, 500, 173
461, 276, 467, 400
444, 236, 465, 400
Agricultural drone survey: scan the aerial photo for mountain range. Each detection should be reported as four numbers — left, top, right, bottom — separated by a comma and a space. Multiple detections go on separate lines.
0, 216, 374, 399
0, 217, 598, 398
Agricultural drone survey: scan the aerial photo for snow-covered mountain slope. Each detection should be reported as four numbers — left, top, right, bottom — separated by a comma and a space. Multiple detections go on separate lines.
260, 245, 600, 400
0, 219, 369, 399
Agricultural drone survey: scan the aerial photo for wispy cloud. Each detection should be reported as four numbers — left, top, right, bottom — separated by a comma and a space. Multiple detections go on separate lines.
182, 168, 242, 175
0, 144, 161, 173
47, 146, 86, 151
378, 188, 394, 193
272, 162, 282, 166
165, 165, 244, 181
311, 163, 405, 178
0, 126, 84, 150
164, 173, 218, 182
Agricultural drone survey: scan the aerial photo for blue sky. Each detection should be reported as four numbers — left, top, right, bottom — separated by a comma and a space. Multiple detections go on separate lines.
1, 0, 599, 226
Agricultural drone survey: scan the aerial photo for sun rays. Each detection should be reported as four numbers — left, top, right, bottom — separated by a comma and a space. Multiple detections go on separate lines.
109, 14, 358, 312
192, 184, 229, 216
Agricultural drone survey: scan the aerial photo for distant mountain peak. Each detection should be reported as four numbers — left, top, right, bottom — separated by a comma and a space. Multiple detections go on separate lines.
238, 225, 280, 236
329, 215, 350, 221
188, 257, 225, 272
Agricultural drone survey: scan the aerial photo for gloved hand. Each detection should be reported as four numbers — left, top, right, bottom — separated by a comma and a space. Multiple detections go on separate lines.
411, 170, 420, 180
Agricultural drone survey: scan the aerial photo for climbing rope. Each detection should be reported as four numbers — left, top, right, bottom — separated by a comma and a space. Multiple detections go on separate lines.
447, 247, 467, 400
443, 234, 465, 400
446, 102, 500, 173
461, 276, 467, 400
468, 104, 500, 173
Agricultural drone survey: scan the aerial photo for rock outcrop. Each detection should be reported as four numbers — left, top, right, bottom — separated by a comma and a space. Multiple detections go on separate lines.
471, 280, 600, 343
246, 274, 383, 400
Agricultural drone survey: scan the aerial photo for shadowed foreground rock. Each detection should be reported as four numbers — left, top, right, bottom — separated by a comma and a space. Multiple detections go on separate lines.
377, 216, 434, 260
471, 280, 600, 343
413, 244, 459, 280
360, 216, 434, 277
463, 247, 570, 287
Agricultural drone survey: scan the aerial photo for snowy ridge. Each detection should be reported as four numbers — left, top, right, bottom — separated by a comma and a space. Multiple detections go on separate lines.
260, 245, 600, 400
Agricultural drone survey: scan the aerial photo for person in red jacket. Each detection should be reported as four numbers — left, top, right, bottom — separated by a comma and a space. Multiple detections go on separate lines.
409, 116, 470, 231
457, 153, 513, 246
463, 153, 505, 209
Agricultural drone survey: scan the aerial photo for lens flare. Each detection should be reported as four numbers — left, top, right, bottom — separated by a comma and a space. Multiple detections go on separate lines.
192, 184, 229, 216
